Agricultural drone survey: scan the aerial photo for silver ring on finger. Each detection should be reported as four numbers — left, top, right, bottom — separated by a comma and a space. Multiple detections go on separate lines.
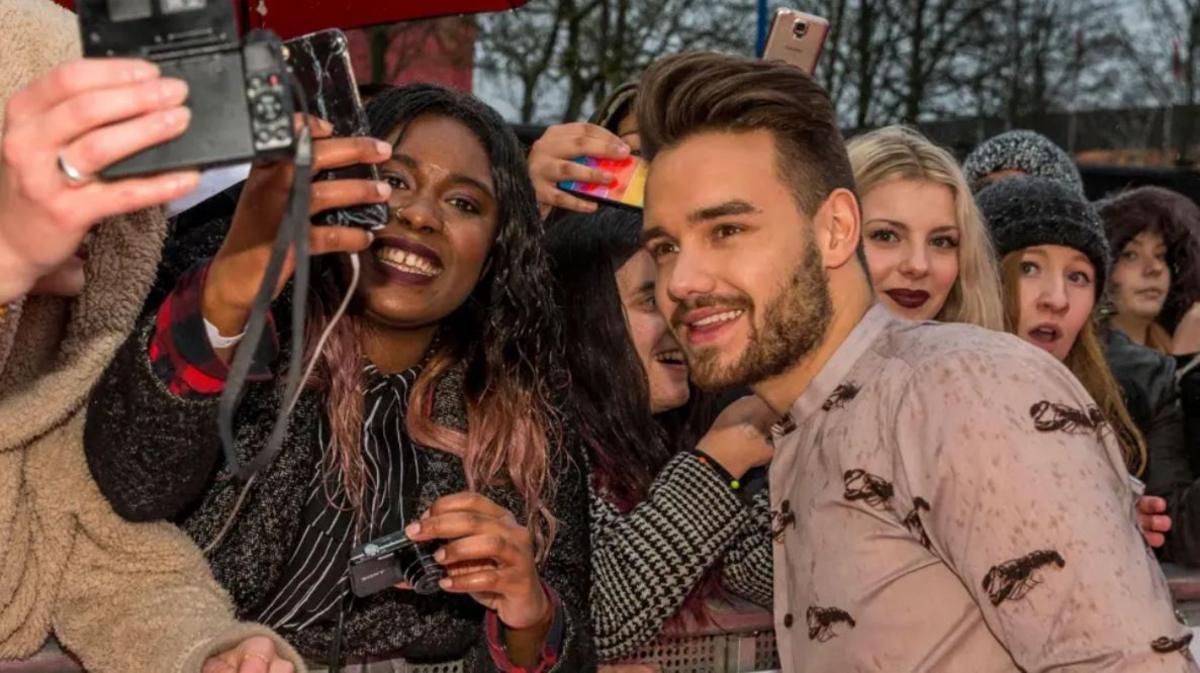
57, 151, 93, 187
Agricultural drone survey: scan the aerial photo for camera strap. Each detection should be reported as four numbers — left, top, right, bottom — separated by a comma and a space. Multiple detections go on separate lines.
217, 75, 316, 484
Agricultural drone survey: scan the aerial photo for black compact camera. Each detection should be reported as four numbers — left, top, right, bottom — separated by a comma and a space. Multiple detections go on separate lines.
75, 0, 295, 179
349, 528, 446, 597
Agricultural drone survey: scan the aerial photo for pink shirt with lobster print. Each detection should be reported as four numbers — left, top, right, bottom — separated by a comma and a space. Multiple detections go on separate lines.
768, 305, 1196, 672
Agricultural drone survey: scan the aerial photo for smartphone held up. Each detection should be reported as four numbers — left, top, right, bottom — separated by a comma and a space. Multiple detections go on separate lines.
761, 8, 831, 75
284, 28, 390, 230
558, 155, 648, 210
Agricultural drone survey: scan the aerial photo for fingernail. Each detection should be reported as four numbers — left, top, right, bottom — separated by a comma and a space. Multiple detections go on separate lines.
420, 510, 431, 521
171, 171, 201, 191
319, 118, 334, 131
433, 549, 446, 563
374, 140, 392, 156
130, 61, 159, 81
375, 181, 391, 198
614, 143, 631, 156
161, 107, 190, 129
439, 577, 453, 589
599, 171, 615, 184
404, 522, 420, 538
158, 78, 188, 102
365, 232, 376, 245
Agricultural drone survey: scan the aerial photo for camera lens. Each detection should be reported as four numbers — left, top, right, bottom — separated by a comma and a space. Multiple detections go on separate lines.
792, 21, 809, 38
398, 544, 447, 595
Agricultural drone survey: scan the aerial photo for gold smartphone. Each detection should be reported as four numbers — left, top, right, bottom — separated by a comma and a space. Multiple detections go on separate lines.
762, 8, 831, 75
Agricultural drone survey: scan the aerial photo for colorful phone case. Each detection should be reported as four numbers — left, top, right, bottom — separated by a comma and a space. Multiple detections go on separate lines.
559, 156, 647, 209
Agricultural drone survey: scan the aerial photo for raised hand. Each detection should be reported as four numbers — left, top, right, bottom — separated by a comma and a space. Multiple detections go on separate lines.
527, 122, 629, 217
0, 58, 199, 302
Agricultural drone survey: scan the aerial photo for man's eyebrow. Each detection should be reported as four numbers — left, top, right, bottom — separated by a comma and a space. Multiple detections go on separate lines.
687, 200, 760, 223
640, 225, 669, 245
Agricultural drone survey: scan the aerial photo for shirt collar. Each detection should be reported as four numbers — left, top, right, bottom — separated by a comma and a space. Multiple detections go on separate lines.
772, 304, 893, 436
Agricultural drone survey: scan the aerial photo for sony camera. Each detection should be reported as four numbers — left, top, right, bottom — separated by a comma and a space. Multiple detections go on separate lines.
349, 528, 446, 597
75, 0, 295, 179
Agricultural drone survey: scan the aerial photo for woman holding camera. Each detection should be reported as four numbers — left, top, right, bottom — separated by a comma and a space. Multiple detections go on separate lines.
84, 84, 593, 671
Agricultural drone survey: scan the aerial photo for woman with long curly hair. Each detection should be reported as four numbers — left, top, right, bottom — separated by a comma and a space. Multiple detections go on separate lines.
84, 84, 594, 672
1099, 186, 1200, 355
1098, 185, 1200, 566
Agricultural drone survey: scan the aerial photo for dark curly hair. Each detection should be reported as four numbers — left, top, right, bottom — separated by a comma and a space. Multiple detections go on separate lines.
1099, 186, 1200, 339
305, 84, 566, 553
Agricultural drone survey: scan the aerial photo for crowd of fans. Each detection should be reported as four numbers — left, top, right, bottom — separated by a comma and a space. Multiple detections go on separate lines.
4, 0, 1200, 671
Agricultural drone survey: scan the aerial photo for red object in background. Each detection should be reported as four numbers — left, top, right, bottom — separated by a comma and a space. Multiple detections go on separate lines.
50, 0, 525, 40
346, 18, 476, 91
244, 0, 524, 41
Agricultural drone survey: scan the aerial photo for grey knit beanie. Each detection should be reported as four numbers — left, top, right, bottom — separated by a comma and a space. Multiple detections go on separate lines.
977, 175, 1110, 296
962, 129, 1084, 195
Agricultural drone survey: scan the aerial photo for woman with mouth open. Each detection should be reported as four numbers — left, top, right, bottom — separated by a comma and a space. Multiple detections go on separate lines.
847, 126, 1005, 331
978, 175, 1151, 484
544, 206, 775, 666
84, 84, 594, 671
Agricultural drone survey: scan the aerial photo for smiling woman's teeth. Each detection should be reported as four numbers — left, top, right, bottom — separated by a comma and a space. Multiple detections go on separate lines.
377, 248, 441, 277
654, 350, 685, 364
693, 310, 744, 328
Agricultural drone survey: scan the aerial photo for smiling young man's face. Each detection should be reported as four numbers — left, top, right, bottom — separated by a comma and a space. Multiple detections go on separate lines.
641, 129, 834, 391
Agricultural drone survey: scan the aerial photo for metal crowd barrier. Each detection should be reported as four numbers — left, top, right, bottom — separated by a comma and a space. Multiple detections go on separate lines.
616, 595, 780, 673
19, 567, 1200, 673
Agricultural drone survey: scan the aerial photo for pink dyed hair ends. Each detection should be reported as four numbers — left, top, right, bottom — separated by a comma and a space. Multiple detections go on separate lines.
304, 302, 559, 557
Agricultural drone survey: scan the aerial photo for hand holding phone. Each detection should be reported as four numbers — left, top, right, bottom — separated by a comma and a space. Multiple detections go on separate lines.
558, 155, 647, 210
529, 122, 631, 216
285, 28, 389, 230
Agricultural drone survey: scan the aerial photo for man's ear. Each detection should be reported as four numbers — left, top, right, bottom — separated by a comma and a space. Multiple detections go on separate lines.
813, 188, 861, 270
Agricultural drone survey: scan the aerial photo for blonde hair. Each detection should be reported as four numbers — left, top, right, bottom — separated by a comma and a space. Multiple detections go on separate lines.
1000, 253, 1148, 477
848, 126, 1005, 331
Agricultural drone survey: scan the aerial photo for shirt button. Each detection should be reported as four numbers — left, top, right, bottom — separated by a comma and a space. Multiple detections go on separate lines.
772, 413, 797, 436
784, 613, 794, 628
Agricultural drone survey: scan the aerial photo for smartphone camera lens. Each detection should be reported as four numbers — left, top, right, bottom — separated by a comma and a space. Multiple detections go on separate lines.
792, 21, 809, 38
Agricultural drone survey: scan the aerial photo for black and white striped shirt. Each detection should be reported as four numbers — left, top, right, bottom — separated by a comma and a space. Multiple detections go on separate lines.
256, 363, 423, 632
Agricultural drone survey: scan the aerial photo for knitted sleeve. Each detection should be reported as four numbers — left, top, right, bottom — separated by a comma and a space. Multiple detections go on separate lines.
519, 440, 597, 672
84, 253, 284, 522
589, 450, 753, 661
43, 418, 305, 673
84, 313, 225, 522
719, 487, 774, 608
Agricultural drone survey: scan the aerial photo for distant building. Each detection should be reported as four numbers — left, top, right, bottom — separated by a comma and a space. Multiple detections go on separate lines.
903, 104, 1200, 169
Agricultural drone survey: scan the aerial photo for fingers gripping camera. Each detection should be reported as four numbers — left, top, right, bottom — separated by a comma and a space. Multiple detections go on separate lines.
75, 0, 296, 178
349, 529, 446, 597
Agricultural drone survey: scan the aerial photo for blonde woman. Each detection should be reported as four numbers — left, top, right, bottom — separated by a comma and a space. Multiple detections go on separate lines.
848, 125, 1005, 330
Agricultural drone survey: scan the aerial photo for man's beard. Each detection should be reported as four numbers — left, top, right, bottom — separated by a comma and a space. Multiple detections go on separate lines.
681, 239, 833, 391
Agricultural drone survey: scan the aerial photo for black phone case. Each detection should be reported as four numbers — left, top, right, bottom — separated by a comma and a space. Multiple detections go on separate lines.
285, 29, 389, 230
